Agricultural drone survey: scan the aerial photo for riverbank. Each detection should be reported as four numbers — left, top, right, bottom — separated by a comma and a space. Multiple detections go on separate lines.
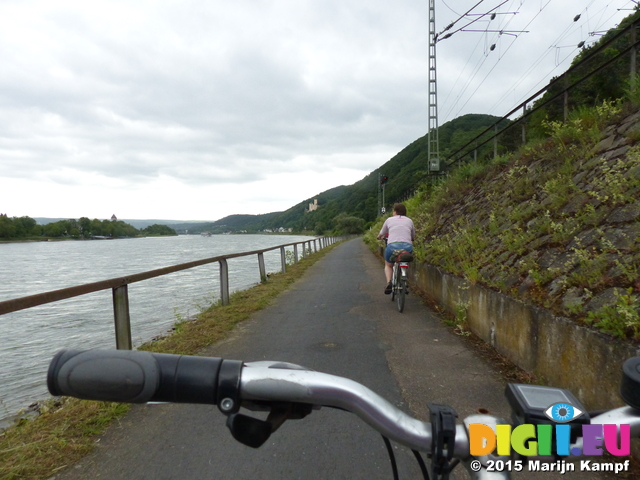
0, 241, 339, 480
0, 235, 180, 244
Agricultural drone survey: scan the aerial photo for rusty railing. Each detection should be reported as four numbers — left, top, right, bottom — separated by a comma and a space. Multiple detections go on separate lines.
0, 235, 347, 350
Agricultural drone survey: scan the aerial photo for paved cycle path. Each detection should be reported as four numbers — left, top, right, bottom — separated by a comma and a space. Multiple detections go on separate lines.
51, 239, 618, 480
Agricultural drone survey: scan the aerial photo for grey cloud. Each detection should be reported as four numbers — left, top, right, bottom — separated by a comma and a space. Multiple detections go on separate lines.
2, 0, 627, 218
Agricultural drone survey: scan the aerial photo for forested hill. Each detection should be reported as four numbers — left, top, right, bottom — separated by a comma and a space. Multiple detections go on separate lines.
179, 113, 511, 234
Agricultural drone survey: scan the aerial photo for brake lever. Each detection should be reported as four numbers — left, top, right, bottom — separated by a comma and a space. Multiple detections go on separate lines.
225, 361, 316, 448
428, 402, 459, 480
226, 402, 313, 448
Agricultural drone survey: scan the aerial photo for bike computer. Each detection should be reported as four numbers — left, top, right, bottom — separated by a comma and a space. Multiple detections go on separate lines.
505, 383, 590, 427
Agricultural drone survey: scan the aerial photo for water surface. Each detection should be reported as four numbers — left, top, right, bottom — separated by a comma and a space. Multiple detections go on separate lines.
0, 234, 315, 426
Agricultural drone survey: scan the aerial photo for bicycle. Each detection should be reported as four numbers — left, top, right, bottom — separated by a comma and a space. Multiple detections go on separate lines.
390, 249, 412, 313
47, 349, 640, 480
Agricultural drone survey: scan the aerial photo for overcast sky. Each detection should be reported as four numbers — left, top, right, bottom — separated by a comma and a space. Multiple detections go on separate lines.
0, 0, 636, 222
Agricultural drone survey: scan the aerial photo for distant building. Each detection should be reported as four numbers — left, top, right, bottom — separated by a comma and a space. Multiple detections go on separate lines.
111, 214, 117, 221
307, 199, 318, 213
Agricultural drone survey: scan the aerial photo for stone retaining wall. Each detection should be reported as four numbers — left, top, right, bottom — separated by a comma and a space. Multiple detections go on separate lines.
411, 261, 640, 411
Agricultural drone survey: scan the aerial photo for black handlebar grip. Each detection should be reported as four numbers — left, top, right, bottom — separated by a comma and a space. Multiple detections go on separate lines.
48, 349, 226, 405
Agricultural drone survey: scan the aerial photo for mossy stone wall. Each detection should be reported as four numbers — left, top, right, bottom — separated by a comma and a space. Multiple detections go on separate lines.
412, 262, 639, 411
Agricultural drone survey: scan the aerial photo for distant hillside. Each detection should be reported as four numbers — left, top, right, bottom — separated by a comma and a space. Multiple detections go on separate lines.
167, 213, 283, 234
204, 113, 512, 234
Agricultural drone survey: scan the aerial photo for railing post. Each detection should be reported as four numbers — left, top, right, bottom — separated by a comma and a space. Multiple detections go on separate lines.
219, 259, 230, 306
294, 244, 299, 263
280, 246, 287, 273
313, 239, 317, 253
112, 285, 132, 350
258, 252, 267, 282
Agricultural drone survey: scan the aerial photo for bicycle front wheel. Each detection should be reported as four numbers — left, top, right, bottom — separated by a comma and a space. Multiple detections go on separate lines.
396, 277, 406, 313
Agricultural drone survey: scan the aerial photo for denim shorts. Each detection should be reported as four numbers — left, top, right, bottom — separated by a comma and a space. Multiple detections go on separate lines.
385, 242, 413, 263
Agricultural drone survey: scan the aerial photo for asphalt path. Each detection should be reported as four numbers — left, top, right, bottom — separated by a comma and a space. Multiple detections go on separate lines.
51, 239, 621, 480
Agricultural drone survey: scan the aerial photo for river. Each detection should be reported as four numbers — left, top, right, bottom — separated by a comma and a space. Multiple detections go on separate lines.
0, 234, 315, 428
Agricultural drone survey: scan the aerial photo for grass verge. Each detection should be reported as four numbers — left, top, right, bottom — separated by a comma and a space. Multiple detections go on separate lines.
0, 241, 341, 479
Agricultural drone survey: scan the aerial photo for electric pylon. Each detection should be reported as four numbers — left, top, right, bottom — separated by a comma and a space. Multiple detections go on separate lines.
428, 0, 440, 173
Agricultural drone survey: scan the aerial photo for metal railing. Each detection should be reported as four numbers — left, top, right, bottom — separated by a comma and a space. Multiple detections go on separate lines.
0, 236, 346, 350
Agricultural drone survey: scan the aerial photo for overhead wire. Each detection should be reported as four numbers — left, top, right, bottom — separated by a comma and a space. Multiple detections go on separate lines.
446, 0, 608, 119
439, 37, 486, 120
436, 1, 489, 112
500, 0, 629, 113
441, 0, 519, 120
495, 0, 635, 113
483, 0, 582, 113
438, 0, 508, 41
441, 0, 513, 121
440, 0, 461, 16
440, 10, 502, 122
446, 0, 531, 120
439, 0, 635, 123
591, 0, 637, 34
437, 0, 485, 39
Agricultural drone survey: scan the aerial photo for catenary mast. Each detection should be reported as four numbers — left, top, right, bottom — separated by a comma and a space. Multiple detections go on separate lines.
428, 0, 440, 173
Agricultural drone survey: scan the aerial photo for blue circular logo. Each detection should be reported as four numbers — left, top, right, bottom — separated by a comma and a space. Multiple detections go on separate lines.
544, 403, 583, 423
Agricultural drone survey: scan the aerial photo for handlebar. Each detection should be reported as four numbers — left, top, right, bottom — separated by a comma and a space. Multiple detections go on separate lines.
48, 349, 228, 404
47, 349, 640, 480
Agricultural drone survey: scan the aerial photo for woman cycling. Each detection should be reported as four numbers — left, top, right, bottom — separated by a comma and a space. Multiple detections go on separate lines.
377, 203, 415, 294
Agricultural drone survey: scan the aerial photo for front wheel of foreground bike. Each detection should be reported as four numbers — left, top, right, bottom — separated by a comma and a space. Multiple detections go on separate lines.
396, 277, 406, 313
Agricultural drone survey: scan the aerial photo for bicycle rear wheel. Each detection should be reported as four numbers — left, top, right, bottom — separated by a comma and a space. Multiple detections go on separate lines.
396, 277, 406, 313
390, 265, 397, 301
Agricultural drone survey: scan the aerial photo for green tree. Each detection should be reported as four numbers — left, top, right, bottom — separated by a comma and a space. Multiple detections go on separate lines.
0, 214, 16, 238
141, 224, 177, 236
89, 219, 102, 236
43, 222, 65, 237
101, 220, 113, 237
15, 216, 37, 236
79, 217, 91, 238
334, 213, 365, 234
